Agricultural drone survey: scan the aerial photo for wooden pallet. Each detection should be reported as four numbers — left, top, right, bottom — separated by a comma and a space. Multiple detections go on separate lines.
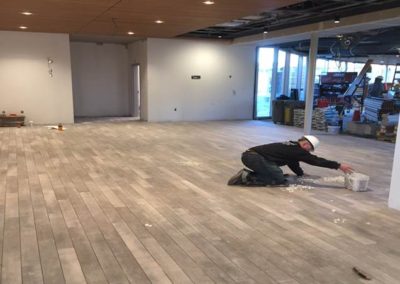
377, 136, 396, 143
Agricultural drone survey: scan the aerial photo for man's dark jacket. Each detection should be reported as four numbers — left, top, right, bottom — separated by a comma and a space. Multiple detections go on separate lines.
249, 141, 340, 176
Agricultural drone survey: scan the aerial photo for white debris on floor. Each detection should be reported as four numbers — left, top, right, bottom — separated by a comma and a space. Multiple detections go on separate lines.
298, 175, 345, 184
282, 184, 315, 192
281, 175, 347, 193
46, 125, 67, 131
333, 218, 347, 224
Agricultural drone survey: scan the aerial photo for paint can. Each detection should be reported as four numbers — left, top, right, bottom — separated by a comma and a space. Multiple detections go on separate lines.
345, 172, 369, 192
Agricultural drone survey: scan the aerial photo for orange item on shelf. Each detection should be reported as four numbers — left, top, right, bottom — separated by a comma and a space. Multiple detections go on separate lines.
352, 110, 361, 121
317, 98, 329, 108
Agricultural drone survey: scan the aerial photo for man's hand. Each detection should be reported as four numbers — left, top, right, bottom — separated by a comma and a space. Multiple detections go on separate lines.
339, 163, 354, 173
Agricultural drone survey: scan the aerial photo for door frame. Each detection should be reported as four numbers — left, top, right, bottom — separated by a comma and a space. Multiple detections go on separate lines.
130, 64, 141, 118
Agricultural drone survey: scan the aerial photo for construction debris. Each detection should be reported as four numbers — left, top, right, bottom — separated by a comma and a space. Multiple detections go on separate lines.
298, 176, 345, 184
47, 125, 66, 131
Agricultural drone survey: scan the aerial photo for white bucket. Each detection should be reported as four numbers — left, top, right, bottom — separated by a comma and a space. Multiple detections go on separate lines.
327, 125, 340, 135
345, 173, 370, 192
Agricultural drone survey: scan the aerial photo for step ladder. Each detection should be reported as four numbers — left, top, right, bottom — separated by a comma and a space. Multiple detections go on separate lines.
392, 63, 400, 85
343, 59, 373, 97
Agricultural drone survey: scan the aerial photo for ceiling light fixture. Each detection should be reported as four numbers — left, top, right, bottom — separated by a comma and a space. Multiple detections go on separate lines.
155, 20, 164, 24
21, 11, 33, 16
19, 26, 28, 29
203, 1, 215, 4
218, 35, 222, 38
263, 27, 269, 34
334, 16, 340, 24
127, 31, 135, 35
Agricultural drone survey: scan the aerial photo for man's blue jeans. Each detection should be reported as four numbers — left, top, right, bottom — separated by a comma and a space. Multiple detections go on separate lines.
241, 150, 286, 185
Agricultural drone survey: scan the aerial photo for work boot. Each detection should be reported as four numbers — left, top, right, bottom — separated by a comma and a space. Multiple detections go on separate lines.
227, 169, 248, 186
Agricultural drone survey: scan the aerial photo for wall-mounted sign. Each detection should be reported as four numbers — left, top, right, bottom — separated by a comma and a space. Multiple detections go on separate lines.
191, 75, 201, 79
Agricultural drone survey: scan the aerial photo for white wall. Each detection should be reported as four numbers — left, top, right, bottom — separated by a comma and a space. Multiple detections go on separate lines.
0, 31, 74, 124
70, 42, 130, 117
389, 120, 400, 210
128, 40, 148, 121
146, 38, 256, 122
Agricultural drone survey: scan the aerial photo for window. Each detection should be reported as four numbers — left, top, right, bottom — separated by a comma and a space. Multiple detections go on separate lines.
354, 63, 365, 74
315, 59, 328, 83
386, 65, 396, 83
255, 49, 311, 118
255, 48, 275, 117
288, 53, 299, 96
299, 56, 308, 101
347, 62, 355, 72
328, 60, 339, 72
276, 50, 286, 97
369, 64, 387, 82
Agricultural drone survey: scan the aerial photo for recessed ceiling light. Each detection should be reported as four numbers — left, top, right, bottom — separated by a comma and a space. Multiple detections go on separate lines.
21, 11, 33, 16
155, 20, 164, 24
263, 27, 269, 34
19, 26, 28, 29
218, 35, 222, 38
203, 1, 215, 4
334, 16, 340, 24
127, 31, 135, 35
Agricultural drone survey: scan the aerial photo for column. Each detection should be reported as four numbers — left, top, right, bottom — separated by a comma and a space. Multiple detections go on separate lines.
304, 33, 319, 135
389, 119, 400, 210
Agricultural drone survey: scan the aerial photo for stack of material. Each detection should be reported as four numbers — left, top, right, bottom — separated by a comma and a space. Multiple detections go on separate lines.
323, 106, 340, 126
377, 125, 397, 143
283, 101, 305, 125
381, 113, 399, 126
294, 108, 327, 131
364, 97, 395, 122
293, 109, 304, 127
313, 109, 327, 131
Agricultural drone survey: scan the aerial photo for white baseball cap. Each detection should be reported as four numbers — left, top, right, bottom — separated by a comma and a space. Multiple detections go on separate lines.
303, 135, 320, 151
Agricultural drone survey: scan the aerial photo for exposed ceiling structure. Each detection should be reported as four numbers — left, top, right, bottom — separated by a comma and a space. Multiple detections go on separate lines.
183, 0, 400, 39
182, 0, 400, 61
276, 26, 400, 61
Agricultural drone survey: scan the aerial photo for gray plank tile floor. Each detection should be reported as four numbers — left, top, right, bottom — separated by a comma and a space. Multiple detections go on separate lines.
0, 120, 399, 283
